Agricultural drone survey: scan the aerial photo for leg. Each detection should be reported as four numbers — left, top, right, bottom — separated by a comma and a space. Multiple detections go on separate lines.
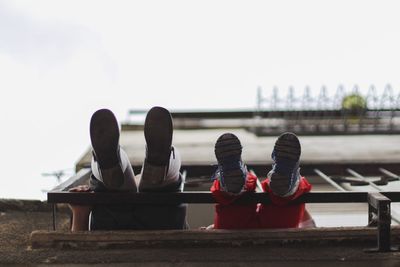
136, 106, 188, 229
88, 109, 138, 230
90, 148, 137, 192
259, 177, 312, 228
70, 206, 91, 231
138, 146, 183, 191
211, 133, 259, 229
258, 132, 313, 228
68, 185, 92, 231
298, 209, 316, 228
139, 106, 182, 191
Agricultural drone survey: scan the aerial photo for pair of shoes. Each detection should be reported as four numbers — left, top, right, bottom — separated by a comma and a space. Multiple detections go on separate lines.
214, 132, 301, 196
90, 107, 173, 191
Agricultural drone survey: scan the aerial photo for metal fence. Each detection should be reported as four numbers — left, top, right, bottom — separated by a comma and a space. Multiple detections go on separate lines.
256, 84, 400, 111
49, 167, 400, 252
252, 84, 400, 135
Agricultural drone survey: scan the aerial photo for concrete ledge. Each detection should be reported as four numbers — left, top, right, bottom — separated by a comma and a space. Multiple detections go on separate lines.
30, 226, 400, 249
0, 199, 52, 212
0, 198, 71, 213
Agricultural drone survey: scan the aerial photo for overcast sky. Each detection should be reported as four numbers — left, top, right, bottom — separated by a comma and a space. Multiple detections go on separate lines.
1, 0, 400, 199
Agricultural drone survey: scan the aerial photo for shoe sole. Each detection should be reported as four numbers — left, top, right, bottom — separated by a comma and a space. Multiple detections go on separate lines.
215, 133, 245, 193
90, 109, 124, 189
273, 132, 301, 161
144, 106, 173, 166
270, 132, 301, 195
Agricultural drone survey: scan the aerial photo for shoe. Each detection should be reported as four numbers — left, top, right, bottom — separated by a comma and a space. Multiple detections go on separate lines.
140, 106, 173, 189
268, 132, 301, 197
214, 133, 247, 194
90, 109, 136, 191
144, 106, 173, 166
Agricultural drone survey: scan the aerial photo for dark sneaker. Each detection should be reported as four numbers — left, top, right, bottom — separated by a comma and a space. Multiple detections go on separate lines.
90, 109, 136, 191
214, 133, 247, 194
140, 106, 173, 189
268, 132, 301, 197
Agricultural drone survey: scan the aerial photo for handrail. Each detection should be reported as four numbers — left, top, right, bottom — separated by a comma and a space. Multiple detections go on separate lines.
48, 168, 400, 252
47, 191, 400, 205
48, 190, 400, 252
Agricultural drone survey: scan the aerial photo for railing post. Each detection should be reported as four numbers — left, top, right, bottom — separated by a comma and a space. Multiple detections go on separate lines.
368, 201, 377, 227
376, 194, 391, 251
365, 192, 396, 252
52, 204, 57, 231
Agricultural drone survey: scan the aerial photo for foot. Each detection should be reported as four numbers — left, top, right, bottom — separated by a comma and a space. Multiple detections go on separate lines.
214, 133, 247, 194
268, 132, 301, 197
144, 106, 173, 165
140, 106, 173, 188
90, 109, 127, 190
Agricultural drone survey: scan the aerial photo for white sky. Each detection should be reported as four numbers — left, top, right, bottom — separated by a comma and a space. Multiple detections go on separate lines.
0, 0, 400, 199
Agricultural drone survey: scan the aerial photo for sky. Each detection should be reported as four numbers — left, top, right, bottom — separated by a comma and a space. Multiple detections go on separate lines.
0, 0, 400, 199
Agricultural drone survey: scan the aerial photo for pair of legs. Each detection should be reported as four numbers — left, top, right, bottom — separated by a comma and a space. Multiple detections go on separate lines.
70, 107, 187, 231
210, 132, 314, 229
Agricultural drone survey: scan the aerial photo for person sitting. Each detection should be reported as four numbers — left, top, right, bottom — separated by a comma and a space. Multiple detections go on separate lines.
210, 132, 314, 229
69, 106, 188, 231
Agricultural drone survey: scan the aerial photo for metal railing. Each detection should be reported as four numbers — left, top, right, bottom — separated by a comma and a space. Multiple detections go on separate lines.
253, 84, 400, 135
123, 85, 400, 135
256, 84, 400, 111
48, 167, 400, 252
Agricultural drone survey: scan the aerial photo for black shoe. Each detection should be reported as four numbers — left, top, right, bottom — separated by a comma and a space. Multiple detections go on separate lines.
269, 132, 301, 196
140, 106, 173, 189
90, 109, 124, 190
214, 133, 247, 194
144, 106, 173, 165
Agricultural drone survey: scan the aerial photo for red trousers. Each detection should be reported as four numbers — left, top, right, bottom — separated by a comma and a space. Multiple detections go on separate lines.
211, 172, 312, 229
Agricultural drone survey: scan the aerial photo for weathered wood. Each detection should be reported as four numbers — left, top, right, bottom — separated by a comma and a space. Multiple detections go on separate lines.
30, 226, 400, 249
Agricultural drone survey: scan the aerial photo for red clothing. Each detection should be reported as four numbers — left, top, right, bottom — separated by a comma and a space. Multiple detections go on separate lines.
211, 173, 312, 229
258, 177, 312, 228
211, 172, 258, 229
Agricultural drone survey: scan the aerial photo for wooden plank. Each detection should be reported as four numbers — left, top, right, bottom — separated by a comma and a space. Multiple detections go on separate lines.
30, 226, 400, 249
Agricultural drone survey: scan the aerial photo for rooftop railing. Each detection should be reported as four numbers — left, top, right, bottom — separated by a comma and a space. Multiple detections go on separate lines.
48, 167, 400, 252
253, 84, 400, 135
124, 85, 400, 135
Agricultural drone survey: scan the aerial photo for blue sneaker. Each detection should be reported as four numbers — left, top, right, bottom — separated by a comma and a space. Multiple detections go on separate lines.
213, 133, 247, 194
268, 132, 301, 197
